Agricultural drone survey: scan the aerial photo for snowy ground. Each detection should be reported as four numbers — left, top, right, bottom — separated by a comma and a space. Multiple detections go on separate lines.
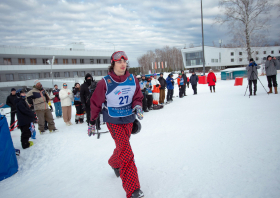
1, 75, 280, 198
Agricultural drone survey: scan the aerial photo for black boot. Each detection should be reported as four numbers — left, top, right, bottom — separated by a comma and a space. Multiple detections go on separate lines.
131, 189, 144, 198
75, 120, 79, 124
112, 167, 120, 177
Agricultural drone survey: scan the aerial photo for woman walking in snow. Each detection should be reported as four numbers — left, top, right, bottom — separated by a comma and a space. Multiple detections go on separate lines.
59, 83, 73, 126
89, 51, 144, 198
207, 69, 217, 93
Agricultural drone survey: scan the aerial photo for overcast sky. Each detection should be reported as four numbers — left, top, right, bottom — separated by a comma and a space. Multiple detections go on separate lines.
0, 0, 279, 67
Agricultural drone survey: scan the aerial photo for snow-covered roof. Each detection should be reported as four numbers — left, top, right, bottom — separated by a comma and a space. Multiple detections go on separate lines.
221, 67, 246, 72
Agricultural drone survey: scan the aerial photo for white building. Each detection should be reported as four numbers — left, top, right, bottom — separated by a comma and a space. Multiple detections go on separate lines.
181, 46, 280, 71
0, 43, 113, 91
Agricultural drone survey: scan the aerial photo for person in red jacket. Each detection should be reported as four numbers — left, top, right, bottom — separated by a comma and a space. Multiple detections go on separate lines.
207, 69, 217, 93
89, 51, 144, 198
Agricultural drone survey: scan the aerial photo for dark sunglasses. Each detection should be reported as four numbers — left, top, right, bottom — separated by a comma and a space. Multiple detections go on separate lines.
63, 85, 67, 86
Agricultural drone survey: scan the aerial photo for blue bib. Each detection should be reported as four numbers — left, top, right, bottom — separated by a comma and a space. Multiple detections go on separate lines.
104, 74, 136, 118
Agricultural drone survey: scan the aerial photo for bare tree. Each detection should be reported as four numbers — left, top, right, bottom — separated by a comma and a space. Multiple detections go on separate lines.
216, 0, 272, 59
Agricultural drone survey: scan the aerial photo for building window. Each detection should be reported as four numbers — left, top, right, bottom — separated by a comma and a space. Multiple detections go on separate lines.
231, 59, 234, 62
72, 59, 77, 64
91, 71, 95, 76
63, 59, 68, 64
211, 59, 214, 63
103, 59, 108, 64
256, 51, 259, 55
97, 71, 102, 75
18, 58, 25, 65
54, 72, 60, 77
239, 58, 242, 62
80, 71, 85, 77
80, 59, 84, 64
64, 72, 70, 78
97, 59, 101, 64
104, 70, 108, 75
256, 57, 259, 61
6, 74, 14, 81
4, 58, 12, 65
263, 51, 266, 54
215, 59, 218, 62
263, 57, 266, 60
239, 52, 242, 55
30, 59, 36, 65
53, 59, 58, 65
271, 51, 274, 54
90, 59, 94, 64
231, 52, 234, 56
44, 72, 50, 78
73, 71, 78, 77
19, 73, 39, 80
42, 59, 49, 65
219, 52, 221, 62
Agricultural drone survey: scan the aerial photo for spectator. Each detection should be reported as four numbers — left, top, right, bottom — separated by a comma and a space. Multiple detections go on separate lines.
26, 79, 57, 133
166, 73, 174, 103
59, 83, 73, 126
140, 75, 148, 112
6, 88, 17, 130
177, 73, 185, 98
80, 73, 100, 129
51, 84, 62, 118
181, 70, 188, 96
190, 71, 199, 95
265, 55, 279, 94
151, 74, 161, 107
207, 69, 217, 93
158, 72, 167, 104
73, 83, 84, 124
246, 59, 261, 96
146, 77, 154, 110
15, 89, 35, 149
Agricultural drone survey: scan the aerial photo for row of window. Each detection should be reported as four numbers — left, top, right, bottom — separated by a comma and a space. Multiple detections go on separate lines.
4, 71, 107, 81
231, 50, 280, 56
2, 58, 108, 65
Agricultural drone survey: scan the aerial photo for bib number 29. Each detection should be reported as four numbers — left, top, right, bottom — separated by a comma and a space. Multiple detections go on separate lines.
119, 96, 129, 105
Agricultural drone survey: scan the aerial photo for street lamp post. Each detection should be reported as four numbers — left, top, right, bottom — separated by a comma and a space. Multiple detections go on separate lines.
201, 0, 205, 75
47, 56, 55, 88
106, 42, 115, 52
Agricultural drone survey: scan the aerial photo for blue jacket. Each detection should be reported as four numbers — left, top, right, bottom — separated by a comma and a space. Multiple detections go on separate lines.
166, 76, 174, 90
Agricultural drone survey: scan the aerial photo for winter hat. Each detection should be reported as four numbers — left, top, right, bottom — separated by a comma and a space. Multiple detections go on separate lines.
34, 79, 41, 86
150, 75, 154, 78
179, 73, 182, 76
85, 73, 92, 81
160, 72, 163, 75
154, 73, 157, 76
136, 75, 141, 78
249, 58, 254, 62
54, 84, 58, 87
74, 83, 80, 87
11, 88, 16, 92
266, 55, 271, 60
141, 74, 145, 77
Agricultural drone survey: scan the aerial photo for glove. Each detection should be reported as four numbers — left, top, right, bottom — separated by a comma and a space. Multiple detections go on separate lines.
156, 84, 159, 87
132, 105, 143, 120
88, 124, 96, 137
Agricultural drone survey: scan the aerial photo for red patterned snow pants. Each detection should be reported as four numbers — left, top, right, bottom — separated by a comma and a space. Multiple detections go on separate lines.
107, 122, 140, 198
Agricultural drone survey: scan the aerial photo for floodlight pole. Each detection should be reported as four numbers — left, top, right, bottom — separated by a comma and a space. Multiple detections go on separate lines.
201, 0, 205, 75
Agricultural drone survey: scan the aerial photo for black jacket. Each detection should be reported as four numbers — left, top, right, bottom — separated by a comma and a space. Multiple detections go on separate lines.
6, 94, 17, 110
73, 87, 82, 105
182, 74, 188, 84
158, 77, 167, 89
190, 74, 199, 85
80, 74, 97, 107
15, 97, 36, 127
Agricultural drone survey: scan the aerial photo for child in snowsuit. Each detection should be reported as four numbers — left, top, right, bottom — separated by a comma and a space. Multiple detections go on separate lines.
15, 89, 36, 149
177, 73, 185, 98
73, 83, 84, 124
166, 73, 174, 103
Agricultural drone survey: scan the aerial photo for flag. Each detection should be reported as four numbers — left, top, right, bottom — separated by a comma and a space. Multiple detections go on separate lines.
158, 62, 160, 69
155, 62, 157, 69
161, 62, 163, 68
165, 61, 167, 68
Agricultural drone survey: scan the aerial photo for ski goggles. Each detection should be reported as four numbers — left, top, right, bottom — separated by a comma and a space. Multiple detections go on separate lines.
111, 51, 128, 63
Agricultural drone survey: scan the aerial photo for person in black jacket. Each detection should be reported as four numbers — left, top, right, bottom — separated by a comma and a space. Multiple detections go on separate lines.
6, 88, 17, 130
15, 89, 36, 149
181, 70, 188, 96
190, 71, 199, 95
158, 73, 167, 104
80, 73, 100, 129
73, 83, 84, 124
